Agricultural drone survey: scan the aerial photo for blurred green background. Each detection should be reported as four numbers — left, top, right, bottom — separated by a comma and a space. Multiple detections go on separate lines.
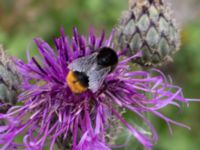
0, 0, 200, 149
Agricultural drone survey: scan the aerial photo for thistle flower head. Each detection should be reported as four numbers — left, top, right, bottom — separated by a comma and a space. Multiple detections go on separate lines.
0, 28, 190, 150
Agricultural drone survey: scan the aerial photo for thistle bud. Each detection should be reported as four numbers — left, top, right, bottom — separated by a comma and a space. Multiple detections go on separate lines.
116, 0, 180, 66
0, 45, 21, 114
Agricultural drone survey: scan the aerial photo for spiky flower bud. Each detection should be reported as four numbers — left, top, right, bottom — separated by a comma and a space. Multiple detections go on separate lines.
116, 0, 180, 66
0, 45, 21, 114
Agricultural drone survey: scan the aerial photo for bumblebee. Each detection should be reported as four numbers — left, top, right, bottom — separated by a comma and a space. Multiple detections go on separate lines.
66, 47, 118, 94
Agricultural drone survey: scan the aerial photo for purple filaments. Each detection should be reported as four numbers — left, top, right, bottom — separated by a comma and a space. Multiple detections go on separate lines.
0, 28, 191, 150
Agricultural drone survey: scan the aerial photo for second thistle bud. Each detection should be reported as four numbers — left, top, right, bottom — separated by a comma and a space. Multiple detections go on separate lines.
116, 0, 180, 66
0, 46, 21, 107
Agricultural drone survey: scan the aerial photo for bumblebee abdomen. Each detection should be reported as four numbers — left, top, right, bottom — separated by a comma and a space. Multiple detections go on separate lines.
66, 71, 89, 94
73, 71, 89, 87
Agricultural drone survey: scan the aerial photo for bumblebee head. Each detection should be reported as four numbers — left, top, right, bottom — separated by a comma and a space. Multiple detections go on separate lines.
97, 47, 118, 68
66, 71, 89, 94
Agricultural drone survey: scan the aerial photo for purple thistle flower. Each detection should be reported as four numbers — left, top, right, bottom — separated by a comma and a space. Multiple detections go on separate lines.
0, 28, 192, 150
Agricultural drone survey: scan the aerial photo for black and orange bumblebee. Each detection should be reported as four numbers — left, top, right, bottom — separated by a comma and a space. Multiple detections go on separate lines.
66, 47, 118, 94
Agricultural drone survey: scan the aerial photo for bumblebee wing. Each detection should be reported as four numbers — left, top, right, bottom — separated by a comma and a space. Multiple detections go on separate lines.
68, 53, 97, 73
87, 67, 111, 93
